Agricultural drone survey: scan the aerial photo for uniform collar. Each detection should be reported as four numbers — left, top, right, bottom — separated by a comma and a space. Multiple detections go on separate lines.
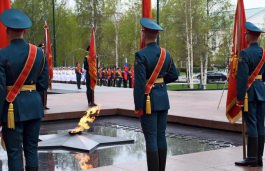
146, 42, 158, 47
10, 38, 27, 45
249, 42, 259, 47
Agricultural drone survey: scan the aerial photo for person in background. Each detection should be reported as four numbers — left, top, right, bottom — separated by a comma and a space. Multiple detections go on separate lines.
134, 18, 179, 171
131, 65, 135, 88
123, 67, 128, 88
112, 66, 117, 87
116, 67, 123, 87
107, 67, 111, 87
102, 67, 106, 86
75, 62, 82, 89
128, 65, 134, 88
0, 9, 49, 171
98, 67, 103, 86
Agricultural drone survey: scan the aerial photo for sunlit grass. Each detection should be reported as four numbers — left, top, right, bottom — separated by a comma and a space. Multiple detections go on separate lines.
167, 83, 227, 90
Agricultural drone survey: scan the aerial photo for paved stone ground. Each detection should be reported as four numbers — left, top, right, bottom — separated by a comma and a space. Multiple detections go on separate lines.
45, 83, 263, 171
47, 83, 240, 131
89, 147, 264, 171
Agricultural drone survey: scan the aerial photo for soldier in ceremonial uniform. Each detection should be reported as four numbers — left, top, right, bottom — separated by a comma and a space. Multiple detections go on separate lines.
83, 46, 96, 107
128, 65, 134, 88
134, 18, 178, 171
116, 67, 123, 87
235, 22, 265, 167
122, 68, 128, 88
75, 62, 82, 89
84, 46, 92, 106
98, 67, 103, 86
112, 66, 117, 87
0, 9, 49, 171
102, 67, 106, 86
107, 67, 111, 87
110, 67, 114, 87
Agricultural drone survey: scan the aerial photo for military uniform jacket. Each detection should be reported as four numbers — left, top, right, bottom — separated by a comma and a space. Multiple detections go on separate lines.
134, 42, 179, 112
237, 43, 265, 102
83, 57, 90, 85
0, 39, 49, 122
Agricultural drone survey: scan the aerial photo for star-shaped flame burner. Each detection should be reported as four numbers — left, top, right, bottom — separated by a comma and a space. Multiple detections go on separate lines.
38, 132, 134, 153
39, 106, 134, 152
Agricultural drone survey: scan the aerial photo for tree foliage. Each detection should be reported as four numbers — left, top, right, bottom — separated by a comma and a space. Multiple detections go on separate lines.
11, 0, 233, 70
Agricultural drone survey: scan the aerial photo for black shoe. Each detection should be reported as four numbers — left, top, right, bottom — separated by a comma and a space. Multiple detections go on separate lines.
235, 158, 258, 167
25, 166, 38, 171
87, 93, 92, 106
235, 137, 258, 167
44, 107, 50, 110
89, 103, 97, 107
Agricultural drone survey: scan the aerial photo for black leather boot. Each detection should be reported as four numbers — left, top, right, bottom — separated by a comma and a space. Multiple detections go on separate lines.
258, 136, 264, 166
235, 137, 258, 167
25, 166, 38, 171
146, 151, 159, 171
86, 93, 91, 106
89, 91, 97, 107
158, 149, 167, 171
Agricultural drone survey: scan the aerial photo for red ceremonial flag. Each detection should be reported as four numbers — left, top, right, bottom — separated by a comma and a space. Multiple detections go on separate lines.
140, 0, 152, 49
0, 0, 11, 48
88, 27, 97, 90
44, 22, 54, 89
226, 0, 248, 123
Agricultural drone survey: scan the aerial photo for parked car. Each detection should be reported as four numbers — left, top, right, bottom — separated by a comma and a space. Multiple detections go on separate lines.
197, 71, 227, 83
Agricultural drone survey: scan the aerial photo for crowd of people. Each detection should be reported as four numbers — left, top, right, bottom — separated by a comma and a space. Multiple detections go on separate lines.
53, 65, 135, 88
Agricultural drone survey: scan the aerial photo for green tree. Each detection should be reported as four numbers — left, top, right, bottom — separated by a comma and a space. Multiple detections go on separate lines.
159, 0, 232, 89
11, 0, 233, 73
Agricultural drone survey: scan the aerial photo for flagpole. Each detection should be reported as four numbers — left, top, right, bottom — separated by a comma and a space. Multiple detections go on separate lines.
237, 0, 246, 160
157, 0, 160, 45
52, 0, 57, 67
242, 114, 246, 159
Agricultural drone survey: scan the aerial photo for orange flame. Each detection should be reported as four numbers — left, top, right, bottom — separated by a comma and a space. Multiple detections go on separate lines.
69, 106, 100, 135
73, 153, 93, 170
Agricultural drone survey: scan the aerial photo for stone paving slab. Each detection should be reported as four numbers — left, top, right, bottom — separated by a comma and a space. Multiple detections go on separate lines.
88, 147, 264, 171
45, 83, 241, 132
